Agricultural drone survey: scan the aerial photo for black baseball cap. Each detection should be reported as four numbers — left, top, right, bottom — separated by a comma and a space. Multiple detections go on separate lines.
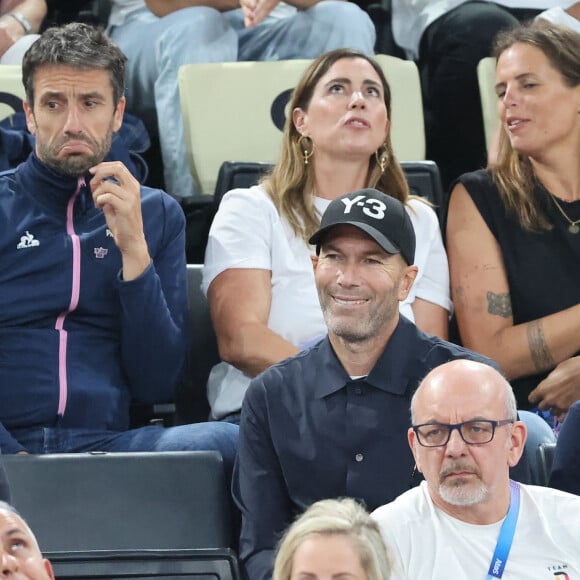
309, 188, 415, 265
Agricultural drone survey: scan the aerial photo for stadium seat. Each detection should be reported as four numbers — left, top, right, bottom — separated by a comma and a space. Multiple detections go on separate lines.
178, 59, 309, 195
45, 548, 241, 580
374, 54, 424, 161
518, 410, 557, 486
0, 65, 25, 121
401, 160, 445, 225
178, 55, 424, 195
213, 159, 443, 220
204, 158, 445, 263
2, 451, 235, 552
175, 264, 218, 423
537, 442, 556, 488
477, 56, 498, 152
214, 161, 274, 206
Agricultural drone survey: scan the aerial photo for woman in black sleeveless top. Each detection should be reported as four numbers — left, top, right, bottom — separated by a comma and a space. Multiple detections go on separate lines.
446, 21, 580, 417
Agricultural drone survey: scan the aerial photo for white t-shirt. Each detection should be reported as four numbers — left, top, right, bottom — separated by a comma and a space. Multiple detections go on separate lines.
537, 6, 580, 32
371, 481, 580, 579
391, 0, 565, 59
202, 185, 450, 419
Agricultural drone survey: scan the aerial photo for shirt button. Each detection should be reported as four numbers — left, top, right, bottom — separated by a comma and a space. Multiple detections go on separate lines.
354, 386, 362, 395
355, 453, 364, 462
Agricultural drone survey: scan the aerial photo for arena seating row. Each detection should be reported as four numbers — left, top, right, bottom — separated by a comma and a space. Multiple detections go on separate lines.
177, 54, 425, 195
0, 441, 559, 576
0, 52, 496, 198
3, 451, 241, 579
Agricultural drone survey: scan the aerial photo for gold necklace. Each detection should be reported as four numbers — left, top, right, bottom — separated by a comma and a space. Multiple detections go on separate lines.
547, 192, 580, 234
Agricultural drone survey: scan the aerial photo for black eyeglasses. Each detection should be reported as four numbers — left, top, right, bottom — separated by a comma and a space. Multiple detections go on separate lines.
412, 419, 514, 447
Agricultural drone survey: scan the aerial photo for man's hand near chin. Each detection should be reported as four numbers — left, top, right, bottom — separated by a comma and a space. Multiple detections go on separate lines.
89, 160, 151, 282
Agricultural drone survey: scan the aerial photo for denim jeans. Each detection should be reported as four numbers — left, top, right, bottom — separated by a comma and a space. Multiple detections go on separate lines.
109, 3, 375, 199
10, 422, 239, 480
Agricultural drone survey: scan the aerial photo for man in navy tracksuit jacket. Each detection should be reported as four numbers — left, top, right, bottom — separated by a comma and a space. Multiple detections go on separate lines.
0, 23, 238, 465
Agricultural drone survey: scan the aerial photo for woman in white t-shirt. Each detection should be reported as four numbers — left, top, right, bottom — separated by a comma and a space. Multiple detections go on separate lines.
203, 48, 451, 421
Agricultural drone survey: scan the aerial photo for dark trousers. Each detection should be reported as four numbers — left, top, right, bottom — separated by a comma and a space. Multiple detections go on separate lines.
419, 1, 541, 192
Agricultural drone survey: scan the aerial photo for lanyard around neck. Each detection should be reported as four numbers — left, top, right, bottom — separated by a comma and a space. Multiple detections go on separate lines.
486, 480, 521, 579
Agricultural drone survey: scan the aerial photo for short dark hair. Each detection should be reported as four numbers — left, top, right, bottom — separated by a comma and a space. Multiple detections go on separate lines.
22, 22, 127, 108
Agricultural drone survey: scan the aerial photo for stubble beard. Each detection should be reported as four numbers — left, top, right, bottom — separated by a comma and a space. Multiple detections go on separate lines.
36, 122, 114, 177
320, 293, 399, 344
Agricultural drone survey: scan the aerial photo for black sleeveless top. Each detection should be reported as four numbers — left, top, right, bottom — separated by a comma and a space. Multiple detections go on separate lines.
458, 170, 580, 407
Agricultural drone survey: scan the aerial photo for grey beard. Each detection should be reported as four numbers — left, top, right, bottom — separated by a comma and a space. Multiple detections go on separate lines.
438, 478, 489, 506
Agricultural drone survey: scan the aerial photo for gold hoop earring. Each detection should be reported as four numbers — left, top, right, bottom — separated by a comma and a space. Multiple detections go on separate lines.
299, 135, 314, 165
375, 144, 388, 173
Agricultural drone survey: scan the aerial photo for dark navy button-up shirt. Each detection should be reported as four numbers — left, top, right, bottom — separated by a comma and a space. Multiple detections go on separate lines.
234, 316, 498, 580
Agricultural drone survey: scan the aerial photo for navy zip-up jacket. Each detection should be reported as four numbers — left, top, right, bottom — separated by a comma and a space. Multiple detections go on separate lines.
0, 153, 188, 453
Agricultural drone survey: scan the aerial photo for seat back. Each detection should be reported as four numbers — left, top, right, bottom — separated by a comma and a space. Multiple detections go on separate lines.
517, 410, 558, 486
373, 54, 424, 161
45, 549, 241, 580
178, 55, 424, 195
179, 59, 309, 195
401, 160, 445, 224
0, 65, 25, 121
175, 264, 218, 423
214, 161, 274, 205
2, 451, 233, 552
477, 56, 498, 152
213, 159, 441, 214
537, 442, 557, 488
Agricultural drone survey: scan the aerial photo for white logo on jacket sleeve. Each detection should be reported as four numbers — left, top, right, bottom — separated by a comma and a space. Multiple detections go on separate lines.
16, 231, 40, 249
94, 247, 108, 259
341, 196, 386, 219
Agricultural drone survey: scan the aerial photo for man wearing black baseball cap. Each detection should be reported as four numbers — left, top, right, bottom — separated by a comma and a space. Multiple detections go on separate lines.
234, 189, 503, 580
309, 188, 416, 266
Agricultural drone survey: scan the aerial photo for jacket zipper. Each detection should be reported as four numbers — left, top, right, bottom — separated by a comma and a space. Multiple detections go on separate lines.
54, 176, 84, 417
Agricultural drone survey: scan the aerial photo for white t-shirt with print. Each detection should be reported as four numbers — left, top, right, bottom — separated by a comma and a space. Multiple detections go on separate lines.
371, 481, 580, 580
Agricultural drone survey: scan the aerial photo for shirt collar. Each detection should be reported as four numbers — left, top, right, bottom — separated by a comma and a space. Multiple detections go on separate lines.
312, 316, 424, 398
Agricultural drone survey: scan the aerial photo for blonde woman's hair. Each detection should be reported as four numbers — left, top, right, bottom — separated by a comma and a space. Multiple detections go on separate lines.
262, 48, 410, 243
273, 498, 390, 580
490, 20, 580, 231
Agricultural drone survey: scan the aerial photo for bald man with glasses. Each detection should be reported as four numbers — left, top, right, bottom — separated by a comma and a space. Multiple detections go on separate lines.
372, 359, 580, 580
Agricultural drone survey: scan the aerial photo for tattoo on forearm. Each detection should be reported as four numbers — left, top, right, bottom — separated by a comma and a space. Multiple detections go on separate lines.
527, 320, 555, 372
486, 292, 512, 318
